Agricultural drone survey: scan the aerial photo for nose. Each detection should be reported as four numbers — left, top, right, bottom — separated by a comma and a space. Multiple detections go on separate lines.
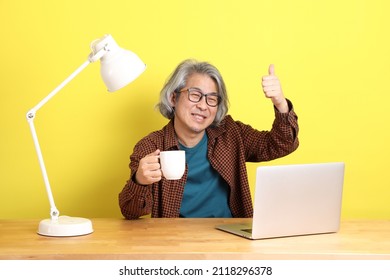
196, 95, 208, 110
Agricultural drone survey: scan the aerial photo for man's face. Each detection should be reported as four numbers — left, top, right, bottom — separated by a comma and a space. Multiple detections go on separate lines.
171, 73, 218, 136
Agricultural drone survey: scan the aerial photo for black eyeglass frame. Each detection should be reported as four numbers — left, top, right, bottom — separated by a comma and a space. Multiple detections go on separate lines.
176, 87, 221, 107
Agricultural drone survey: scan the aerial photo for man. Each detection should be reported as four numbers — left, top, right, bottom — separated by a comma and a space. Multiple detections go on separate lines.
119, 59, 299, 219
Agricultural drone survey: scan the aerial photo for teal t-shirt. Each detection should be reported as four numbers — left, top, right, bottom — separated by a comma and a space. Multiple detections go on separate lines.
179, 133, 232, 218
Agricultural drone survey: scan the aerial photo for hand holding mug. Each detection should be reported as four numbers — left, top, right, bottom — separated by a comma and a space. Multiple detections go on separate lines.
135, 149, 162, 185
135, 149, 185, 185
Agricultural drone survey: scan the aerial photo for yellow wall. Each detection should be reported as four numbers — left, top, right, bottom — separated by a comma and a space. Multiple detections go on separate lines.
1, 0, 389, 219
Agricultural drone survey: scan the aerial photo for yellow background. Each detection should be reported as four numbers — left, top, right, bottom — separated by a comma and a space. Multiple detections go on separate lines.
1, 0, 389, 219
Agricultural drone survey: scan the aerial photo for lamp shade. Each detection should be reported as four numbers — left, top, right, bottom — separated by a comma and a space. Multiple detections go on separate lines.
91, 35, 146, 92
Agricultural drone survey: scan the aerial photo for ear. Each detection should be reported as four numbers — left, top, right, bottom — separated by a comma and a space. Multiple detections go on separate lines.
170, 92, 177, 106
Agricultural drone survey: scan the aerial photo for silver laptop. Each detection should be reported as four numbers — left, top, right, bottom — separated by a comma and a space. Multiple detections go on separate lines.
216, 162, 345, 239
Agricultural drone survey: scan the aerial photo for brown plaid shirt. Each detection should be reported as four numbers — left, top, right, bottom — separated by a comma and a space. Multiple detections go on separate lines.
119, 100, 299, 219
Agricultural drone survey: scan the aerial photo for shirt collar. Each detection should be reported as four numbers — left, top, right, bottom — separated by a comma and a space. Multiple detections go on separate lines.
163, 120, 180, 150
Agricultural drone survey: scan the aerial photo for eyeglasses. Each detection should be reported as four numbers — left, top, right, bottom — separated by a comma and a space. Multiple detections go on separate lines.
177, 88, 221, 107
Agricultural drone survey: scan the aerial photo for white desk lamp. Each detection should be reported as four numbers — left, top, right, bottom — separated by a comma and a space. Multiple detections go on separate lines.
26, 34, 146, 237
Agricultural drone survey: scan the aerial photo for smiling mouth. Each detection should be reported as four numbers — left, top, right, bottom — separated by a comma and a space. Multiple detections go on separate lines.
192, 113, 207, 121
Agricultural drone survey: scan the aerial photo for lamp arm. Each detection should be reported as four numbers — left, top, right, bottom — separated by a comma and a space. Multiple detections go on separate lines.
26, 43, 107, 117
28, 60, 91, 115
26, 59, 92, 221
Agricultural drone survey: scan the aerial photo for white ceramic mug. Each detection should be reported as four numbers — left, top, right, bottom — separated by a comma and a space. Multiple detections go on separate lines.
159, 150, 185, 180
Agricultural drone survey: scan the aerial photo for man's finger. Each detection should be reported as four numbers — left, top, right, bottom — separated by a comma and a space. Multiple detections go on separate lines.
268, 64, 275, 75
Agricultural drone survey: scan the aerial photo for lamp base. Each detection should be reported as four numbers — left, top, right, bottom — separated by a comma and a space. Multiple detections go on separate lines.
38, 216, 93, 237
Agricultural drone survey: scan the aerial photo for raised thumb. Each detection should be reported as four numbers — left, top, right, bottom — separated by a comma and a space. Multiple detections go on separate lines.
268, 64, 275, 75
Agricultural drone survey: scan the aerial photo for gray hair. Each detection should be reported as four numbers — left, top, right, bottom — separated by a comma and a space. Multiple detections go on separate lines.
156, 59, 229, 126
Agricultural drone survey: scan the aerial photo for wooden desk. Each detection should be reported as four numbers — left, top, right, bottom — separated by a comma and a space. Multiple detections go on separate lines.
0, 218, 389, 260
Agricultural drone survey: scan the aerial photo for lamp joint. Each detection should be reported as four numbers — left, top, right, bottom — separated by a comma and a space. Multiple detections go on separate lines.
51, 209, 60, 221
26, 111, 36, 120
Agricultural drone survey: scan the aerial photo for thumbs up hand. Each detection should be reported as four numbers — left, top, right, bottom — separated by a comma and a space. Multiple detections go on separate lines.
262, 64, 289, 113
